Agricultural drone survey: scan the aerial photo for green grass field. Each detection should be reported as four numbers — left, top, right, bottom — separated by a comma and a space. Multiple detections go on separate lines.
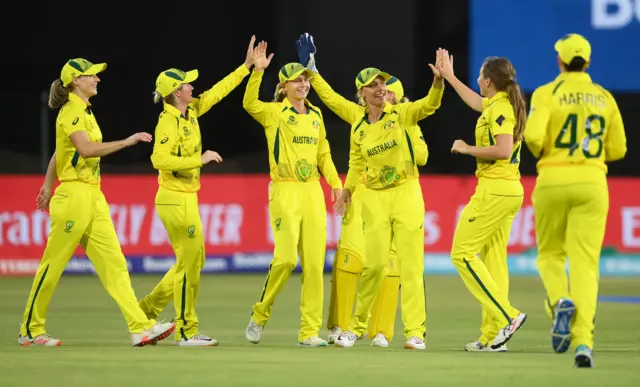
1, 274, 639, 386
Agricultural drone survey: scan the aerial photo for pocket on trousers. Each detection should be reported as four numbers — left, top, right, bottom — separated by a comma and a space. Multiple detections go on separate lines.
49, 192, 72, 217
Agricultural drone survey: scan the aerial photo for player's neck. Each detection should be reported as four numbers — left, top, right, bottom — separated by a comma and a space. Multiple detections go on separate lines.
288, 97, 307, 114
484, 89, 497, 100
174, 101, 188, 117
367, 104, 384, 123
72, 91, 90, 106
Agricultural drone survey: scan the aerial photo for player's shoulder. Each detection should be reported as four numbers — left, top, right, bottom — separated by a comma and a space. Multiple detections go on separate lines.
488, 95, 515, 118
58, 98, 85, 118
592, 82, 615, 100
306, 100, 323, 118
532, 79, 559, 97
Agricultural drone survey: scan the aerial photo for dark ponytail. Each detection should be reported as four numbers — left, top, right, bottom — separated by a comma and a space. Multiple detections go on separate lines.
505, 82, 526, 142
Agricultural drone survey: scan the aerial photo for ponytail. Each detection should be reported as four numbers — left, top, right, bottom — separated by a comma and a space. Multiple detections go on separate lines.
506, 81, 526, 142
48, 79, 70, 109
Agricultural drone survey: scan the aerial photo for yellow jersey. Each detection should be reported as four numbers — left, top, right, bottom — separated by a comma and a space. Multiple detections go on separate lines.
242, 70, 342, 189
309, 73, 441, 192
151, 64, 250, 193
474, 91, 522, 180
524, 72, 627, 174
56, 92, 102, 186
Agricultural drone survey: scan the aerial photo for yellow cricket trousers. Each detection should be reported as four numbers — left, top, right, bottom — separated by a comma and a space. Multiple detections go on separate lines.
138, 186, 205, 340
348, 179, 426, 340
20, 182, 154, 338
451, 178, 523, 331
251, 181, 327, 343
532, 166, 609, 350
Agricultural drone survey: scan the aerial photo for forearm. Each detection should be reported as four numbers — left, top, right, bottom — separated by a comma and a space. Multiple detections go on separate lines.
151, 153, 202, 171
467, 145, 510, 161
80, 140, 129, 158
43, 152, 57, 188
318, 154, 342, 189
445, 74, 483, 112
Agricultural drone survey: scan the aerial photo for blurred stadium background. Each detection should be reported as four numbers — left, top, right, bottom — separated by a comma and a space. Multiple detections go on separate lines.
1, 0, 638, 277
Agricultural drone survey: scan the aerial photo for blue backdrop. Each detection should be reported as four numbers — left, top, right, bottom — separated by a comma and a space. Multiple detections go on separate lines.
470, 0, 640, 92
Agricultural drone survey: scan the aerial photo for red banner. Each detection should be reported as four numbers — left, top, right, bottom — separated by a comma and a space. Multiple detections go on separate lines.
1, 174, 639, 258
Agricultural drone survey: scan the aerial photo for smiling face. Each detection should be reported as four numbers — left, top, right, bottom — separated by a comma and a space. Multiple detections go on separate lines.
73, 75, 100, 98
284, 74, 311, 101
359, 76, 387, 108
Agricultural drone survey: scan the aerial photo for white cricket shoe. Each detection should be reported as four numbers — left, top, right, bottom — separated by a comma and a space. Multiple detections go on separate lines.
246, 319, 264, 344
298, 336, 328, 347
176, 334, 219, 347
404, 336, 426, 350
371, 333, 389, 348
335, 330, 359, 348
492, 313, 527, 349
327, 326, 342, 344
465, 340, 507, 352
131, 321, 176, 347
18, 334, 62, 347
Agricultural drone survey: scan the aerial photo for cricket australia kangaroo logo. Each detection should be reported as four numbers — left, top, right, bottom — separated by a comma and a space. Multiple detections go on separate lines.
274, 218, 282, 231
379, 166, 401, 186
187, 225, 196, 238
295, 159, 313, 182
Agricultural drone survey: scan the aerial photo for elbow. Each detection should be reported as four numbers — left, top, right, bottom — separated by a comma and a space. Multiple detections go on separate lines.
497, 149, 512, 160
76, 146, 92, 159
150, 154, 163, 170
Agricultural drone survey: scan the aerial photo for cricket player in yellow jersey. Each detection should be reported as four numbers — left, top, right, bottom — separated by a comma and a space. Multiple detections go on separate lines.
435, 49, 528, 351
136, 37, 258, 347
296, 33, 443, 350
19, 58, 176, 347
242, 41, 342, 347
325, 76, 413, 348
524, 34, 627, 368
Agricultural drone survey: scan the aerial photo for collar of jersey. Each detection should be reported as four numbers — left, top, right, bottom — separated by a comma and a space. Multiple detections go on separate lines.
555, 72, 592, 83
363, 102, 394, 124
486, 91, 509, 107
68, 92, 91, 107
163, 102, 193, 120
282, 97, 314, 114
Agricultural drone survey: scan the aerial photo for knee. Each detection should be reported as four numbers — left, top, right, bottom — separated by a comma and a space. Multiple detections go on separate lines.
451, 244, 472, 264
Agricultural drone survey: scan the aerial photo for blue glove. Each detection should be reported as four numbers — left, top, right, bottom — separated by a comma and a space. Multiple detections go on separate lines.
296, 32, 317, 73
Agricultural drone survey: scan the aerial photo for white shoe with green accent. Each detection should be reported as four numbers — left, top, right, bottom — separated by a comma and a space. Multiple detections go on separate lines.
298, 336, 328, 347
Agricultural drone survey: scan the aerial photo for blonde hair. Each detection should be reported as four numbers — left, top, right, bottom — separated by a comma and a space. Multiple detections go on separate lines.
273, 83, 287, 102
153, 90, 178, 106
48, 79, 71, 109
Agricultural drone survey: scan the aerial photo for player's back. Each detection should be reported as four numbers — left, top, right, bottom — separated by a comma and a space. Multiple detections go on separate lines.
538, 74, 625, 170
526, 72, 627, 185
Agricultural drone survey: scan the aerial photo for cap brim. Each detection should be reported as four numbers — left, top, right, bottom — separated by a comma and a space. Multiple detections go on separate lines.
183, 69, 199, 84
84, 63, 107, 75
360, 71, 391, 88
284, 68, 314, 82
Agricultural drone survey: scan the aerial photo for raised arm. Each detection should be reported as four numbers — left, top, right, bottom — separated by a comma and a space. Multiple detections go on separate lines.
436, 48, 484, 112
192, 36, 257, 117
310, 73, 363, 125
150, 116, 202, 171
242, 40, 278, 126
399, 77, 445, 125
524, 88, 551, 158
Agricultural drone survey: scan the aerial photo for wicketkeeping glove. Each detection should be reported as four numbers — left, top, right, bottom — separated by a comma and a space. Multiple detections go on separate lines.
296, 32, 317, 74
